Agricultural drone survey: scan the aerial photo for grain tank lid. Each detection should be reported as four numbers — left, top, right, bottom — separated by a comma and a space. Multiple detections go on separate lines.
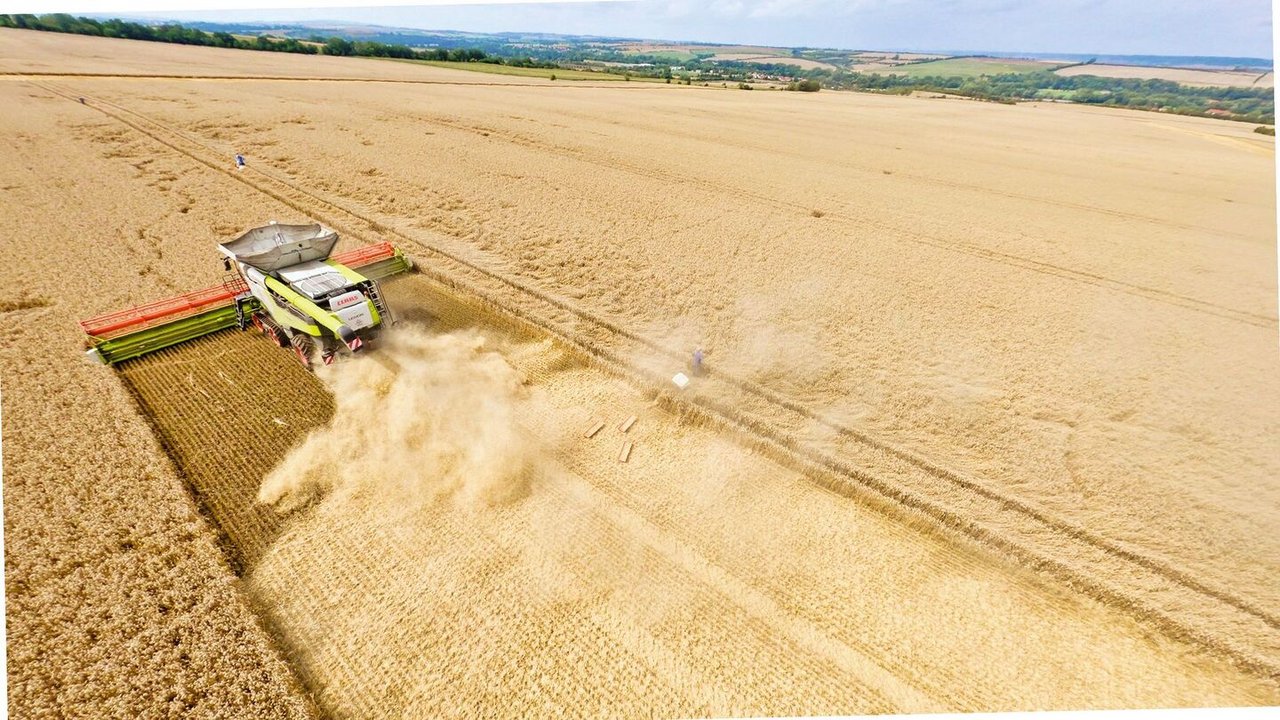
218, 223, 339, 272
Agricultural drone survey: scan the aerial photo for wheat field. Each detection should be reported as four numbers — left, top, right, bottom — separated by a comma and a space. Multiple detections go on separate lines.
1053, 63, 1273, 88
2, 28, 1278, 717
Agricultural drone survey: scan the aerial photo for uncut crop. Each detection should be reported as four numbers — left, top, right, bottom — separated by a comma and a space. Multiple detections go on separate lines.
3, 28, 1277, 718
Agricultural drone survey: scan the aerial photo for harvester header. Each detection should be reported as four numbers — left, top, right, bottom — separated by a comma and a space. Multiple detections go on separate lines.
82, 222, 411, 367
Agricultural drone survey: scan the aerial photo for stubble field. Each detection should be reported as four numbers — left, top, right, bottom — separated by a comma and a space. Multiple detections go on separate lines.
1053, 63, 1273, 88
2, 29, 1278, 717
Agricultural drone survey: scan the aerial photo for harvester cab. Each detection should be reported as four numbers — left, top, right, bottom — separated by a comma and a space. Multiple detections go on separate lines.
220, 222, 389, 367
80, 222, 411, 368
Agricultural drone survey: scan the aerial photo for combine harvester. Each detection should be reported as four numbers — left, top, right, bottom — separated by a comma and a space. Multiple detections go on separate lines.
82, 222, 411, 368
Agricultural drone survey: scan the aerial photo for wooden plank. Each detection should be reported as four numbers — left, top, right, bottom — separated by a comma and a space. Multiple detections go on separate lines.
618, 415, 637, 434
583, 420, 605, 439
618, 441, 633, 463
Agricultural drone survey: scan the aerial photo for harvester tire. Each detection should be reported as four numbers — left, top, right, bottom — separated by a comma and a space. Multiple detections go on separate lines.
291, 333, 314, 369
254, 314, 288, 348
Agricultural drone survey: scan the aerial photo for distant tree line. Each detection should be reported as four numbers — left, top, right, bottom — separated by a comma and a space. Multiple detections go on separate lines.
816, 70, 1275, 123
0, 14, 501, 64
705, 58, 1272, 122
5, 14, 1268, 121
589, 49, 1271, 122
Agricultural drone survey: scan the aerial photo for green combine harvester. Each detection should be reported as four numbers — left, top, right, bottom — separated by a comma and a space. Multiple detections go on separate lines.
82, 222, 411, 367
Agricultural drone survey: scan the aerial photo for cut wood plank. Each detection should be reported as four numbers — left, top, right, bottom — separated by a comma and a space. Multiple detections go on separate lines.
618, 441, 633, 463
618, 415, 637, 433
583, 420, 605, 438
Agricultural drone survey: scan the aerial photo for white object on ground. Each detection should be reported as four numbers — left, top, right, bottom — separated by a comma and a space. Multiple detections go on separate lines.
672, 372, 690, 389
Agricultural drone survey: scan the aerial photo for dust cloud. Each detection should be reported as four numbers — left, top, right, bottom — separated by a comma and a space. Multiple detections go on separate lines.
258, 325, 538, 512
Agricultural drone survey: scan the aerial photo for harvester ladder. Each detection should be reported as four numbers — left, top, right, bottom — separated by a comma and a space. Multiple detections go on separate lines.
367, 281, 392, 325
233, 293, 254, 330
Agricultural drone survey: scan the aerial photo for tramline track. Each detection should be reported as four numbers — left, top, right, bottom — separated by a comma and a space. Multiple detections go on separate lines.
38, 79, 1280, 681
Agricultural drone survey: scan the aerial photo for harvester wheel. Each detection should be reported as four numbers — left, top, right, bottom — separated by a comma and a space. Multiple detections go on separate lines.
291, 333, 314, 369
255, 314, 288, 348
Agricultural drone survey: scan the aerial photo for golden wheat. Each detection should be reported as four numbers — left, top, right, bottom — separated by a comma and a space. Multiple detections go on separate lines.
3, 28, 1278, 717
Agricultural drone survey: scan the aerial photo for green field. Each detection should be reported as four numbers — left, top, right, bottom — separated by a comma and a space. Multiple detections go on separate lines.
862, 57, 1060, 77
629, 49, 700, 62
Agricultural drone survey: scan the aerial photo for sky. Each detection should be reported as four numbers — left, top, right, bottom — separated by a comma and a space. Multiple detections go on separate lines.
22, 0, 1278, 58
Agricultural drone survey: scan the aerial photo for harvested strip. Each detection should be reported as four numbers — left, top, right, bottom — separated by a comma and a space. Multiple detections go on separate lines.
117, 329, 335, 570
619, 415, 637, 433
619, 441, 634, 463
583, 420, 605, 438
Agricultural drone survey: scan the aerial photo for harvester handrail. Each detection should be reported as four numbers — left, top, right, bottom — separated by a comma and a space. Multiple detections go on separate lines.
81, 242, 398, 339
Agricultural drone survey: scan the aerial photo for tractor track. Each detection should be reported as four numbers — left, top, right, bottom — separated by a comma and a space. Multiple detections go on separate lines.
43, 76, 1276, 328
546, 100, 1267, 245
394, 106, 1274, 329
1, 70, 649, 89
44, 80, 1280, 682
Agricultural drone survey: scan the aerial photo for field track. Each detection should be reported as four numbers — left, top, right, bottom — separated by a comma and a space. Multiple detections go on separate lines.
341, 99, 1274, 327
24, 80, 1274, 329
117, 274, 1278, 715
117, 282, 928, 716
29, 77, 1279, 681
118, 330, 334, 570
0, 71, 642, 89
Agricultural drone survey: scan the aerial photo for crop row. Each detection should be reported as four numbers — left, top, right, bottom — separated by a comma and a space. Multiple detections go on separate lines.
118, 328, 334, 571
